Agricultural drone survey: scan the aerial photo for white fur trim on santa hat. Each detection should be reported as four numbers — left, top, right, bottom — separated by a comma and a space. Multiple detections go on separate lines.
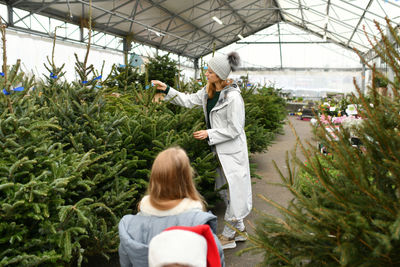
148, 229, 207, 267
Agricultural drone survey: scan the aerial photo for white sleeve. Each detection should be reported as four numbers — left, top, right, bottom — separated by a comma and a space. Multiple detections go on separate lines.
164, 87, 204, 108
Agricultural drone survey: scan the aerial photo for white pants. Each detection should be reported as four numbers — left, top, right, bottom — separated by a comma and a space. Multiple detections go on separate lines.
222, 219, 245, 238
215, 167, 246, 238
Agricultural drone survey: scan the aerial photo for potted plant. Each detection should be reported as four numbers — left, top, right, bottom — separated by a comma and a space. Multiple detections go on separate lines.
373, 76, 388, 96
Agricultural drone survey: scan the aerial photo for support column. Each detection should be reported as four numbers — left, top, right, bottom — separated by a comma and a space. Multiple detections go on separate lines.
278, 22, 283, 69
194, 58, 198, 80
122, 38, 128, 53
178, 55, 181, 86
80, 3, 85, 42
122, 37, 130, 65
7, 4, 13, 26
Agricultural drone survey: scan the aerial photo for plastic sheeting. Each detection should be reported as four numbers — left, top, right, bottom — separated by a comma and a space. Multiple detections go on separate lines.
5, 29, 124, 82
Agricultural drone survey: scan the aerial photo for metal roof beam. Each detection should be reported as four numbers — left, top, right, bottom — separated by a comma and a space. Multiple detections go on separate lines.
193, 16, 278, 58
128, 0, 140, 32
161, 0, 276, 48
272, 0, 285, 22
8, 0, 27, 6
347, 0, 373, 46
217, 0, 254, 31
200, 13, 278, 41
298, 0, 305, 26
175, 15, 277, 58
319, 0, 387, 34
10, 1, 109, 6
93, 0, 168, 34
134, 0, 210, 37
81, 19, 195, 58
237, 41, 332, 44
158, 16, 181, 48
282, 11, 368, 51
324, 0, 330, 39
6, 4, 12, 25
145, 0, 227, 47
284, 0, 375, 39
327, 0, 387, 22
287, 20, 354, 52
92, 1, 133, 21
73, 0, 213, 57
13, 0, 61, 25
215, 7, 305, 11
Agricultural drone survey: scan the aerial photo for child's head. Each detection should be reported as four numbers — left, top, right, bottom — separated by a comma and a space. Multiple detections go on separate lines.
149, 146, 203, 206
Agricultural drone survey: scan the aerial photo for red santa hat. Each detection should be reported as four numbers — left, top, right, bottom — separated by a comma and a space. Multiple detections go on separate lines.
148, 224, 221, 267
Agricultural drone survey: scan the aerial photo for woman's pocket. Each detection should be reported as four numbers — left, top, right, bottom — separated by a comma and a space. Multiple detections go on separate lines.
216, 138, 241, 154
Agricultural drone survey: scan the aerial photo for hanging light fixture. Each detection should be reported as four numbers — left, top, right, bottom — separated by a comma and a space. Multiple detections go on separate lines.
212, 16, 223, 25
237, 34, 244, 40
148, 28, 165, 37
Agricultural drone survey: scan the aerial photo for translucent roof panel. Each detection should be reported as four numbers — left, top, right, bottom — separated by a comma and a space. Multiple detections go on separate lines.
278, 0, 400, 53
203, 22, 362, 69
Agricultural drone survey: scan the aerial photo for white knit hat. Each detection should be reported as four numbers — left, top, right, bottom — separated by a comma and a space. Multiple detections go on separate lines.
148, 229, 207, 267
207, 52, 240, 80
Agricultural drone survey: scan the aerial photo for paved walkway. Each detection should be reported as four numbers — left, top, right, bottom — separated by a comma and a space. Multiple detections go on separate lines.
214, 116, 315, 267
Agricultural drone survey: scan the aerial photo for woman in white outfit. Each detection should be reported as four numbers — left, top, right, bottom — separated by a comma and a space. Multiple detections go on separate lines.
152, 52, 252, 249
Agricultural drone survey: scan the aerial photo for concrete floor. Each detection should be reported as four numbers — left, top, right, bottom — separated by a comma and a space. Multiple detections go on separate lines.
213, 116, 315, 267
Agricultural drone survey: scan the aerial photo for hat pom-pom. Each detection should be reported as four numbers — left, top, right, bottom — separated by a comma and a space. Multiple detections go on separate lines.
227, 52, 240, 71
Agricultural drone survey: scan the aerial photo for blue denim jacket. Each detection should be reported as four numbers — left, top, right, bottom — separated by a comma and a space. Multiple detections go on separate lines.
118, 209, 225, 267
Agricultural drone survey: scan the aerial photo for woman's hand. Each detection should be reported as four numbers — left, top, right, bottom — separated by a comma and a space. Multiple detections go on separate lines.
151, 80, 167, 91
193, 130, 208, 140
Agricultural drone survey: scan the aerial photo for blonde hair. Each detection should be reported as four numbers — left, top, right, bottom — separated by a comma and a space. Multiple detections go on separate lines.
148, 147, 205, 210
206, 78, 232, 99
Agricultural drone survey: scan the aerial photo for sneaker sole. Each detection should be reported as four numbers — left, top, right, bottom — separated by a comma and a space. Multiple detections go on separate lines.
235, 232, 248, 242
234, 235, 247, 242
222, 242, 236, 249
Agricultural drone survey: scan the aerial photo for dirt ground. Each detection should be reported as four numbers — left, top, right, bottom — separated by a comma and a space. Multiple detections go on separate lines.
213, 116, 315, 267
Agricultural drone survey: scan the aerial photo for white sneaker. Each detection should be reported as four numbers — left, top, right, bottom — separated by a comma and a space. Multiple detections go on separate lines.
218, 234, 236, 249
234, 230, 248, 242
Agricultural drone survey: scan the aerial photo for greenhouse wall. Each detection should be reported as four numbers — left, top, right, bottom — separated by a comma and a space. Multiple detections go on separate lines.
5, 28, 124, 81
231, 69, 363, 98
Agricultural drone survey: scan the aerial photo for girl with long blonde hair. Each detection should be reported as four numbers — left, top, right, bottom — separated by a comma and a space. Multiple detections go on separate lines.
118, 146, 224, 267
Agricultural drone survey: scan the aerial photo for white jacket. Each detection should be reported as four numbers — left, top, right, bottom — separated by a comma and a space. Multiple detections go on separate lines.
165, 84, 252, 221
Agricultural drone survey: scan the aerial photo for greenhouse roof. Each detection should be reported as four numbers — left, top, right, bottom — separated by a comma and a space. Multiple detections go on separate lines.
2, 0, 400, 59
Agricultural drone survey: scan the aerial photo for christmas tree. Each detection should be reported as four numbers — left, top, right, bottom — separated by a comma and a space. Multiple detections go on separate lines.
247, 18, 400, 266
242, 84, 287, 153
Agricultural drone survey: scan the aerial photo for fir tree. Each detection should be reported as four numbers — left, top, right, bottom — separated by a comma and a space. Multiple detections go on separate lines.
146, 54, 180, 87
1, 10, 138, 265
105, 64, 144, 92
242, 85, 287, 153
246, 19, 400, 266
